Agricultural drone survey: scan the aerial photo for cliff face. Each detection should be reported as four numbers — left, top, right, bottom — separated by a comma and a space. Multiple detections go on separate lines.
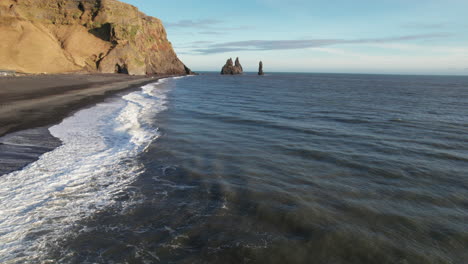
0, 0, 191, 75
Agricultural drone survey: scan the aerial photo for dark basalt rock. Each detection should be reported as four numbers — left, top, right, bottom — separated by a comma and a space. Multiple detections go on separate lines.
221, 57, 243, 75
258, 61, 264, 75
235, 57, 243, 72
115, 63, 129, 74
184, 65, 197, 75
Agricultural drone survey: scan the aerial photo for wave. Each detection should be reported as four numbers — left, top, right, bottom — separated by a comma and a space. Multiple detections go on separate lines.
0, 77, 177, 263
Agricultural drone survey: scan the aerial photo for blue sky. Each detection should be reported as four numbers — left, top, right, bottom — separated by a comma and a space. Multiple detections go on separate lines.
122, 0, 468, 75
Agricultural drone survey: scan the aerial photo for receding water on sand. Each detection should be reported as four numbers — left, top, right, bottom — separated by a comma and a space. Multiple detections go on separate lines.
0, 127, 62, 175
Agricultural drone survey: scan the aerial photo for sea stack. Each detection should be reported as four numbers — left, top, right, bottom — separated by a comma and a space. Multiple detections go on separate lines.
258, 61, 264, 75
235, 57, 243, 72
221, 57, 243, 75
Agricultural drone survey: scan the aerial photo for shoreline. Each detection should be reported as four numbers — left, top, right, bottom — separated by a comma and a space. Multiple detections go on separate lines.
0, 73, 183, 137
0, 73, 183, 175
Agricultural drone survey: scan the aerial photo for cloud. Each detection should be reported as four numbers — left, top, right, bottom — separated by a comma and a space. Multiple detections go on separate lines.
191, 33, 454, 54
402, 22, 450, 29
198, 31, 225, 35
165, 19, 223, 28
174, 40, 218, 50
363, 43, 468, 55
165, 19, 251, 32
190, 41, 215, 44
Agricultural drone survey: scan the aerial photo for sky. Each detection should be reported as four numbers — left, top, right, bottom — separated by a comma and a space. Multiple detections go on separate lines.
122, 0, 468, 75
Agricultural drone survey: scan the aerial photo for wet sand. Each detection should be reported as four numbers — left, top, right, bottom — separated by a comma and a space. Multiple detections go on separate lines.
0, 73, 177, 137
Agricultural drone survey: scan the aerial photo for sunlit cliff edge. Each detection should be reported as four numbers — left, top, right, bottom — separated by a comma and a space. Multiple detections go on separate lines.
0, 0, 192, 75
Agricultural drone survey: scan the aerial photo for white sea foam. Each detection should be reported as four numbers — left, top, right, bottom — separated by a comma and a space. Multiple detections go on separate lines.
0, 78, 177, 263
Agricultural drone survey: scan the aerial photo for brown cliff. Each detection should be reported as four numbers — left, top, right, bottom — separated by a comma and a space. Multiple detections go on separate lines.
0, 0, 192, 75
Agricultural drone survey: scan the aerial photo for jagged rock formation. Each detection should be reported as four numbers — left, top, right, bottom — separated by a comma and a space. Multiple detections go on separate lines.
221, 57, 243, 75
234, 57, 243, 72
0, 0, 192, 75
258, 61, 264, 75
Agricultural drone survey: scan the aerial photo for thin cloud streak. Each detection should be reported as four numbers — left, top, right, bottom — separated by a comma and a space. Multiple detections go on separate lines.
191, 33, 454, 54
198, 31, 226, 35
165, 19, 223, 28
190, 41, 215, 44
401, 22, 450, 29
165, 19, 252, 32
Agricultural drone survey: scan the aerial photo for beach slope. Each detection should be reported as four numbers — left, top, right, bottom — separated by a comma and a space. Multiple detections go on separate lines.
0, 74, 171, 137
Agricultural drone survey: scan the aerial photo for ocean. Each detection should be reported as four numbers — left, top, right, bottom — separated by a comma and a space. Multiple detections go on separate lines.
0, 73, 467, 263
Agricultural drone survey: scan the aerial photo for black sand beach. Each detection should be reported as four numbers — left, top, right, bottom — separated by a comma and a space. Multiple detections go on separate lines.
0, 73, 178, 137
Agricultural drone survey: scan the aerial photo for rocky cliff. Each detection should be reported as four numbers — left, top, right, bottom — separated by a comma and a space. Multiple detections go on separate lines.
0, 0, 192, 75
221, 57, 243, 75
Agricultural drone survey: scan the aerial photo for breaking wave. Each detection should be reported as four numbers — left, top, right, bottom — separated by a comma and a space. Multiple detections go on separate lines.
0, 78, 174, 263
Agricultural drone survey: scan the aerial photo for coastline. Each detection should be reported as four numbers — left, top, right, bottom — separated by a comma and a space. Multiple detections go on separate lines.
0, 73, 183, 175
0, 73, 183, 137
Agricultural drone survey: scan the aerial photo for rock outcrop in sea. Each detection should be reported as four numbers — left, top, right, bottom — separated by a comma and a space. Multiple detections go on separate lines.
0, 0, 192, 75
258, 61, 264, 75
221, 57, 243, 75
